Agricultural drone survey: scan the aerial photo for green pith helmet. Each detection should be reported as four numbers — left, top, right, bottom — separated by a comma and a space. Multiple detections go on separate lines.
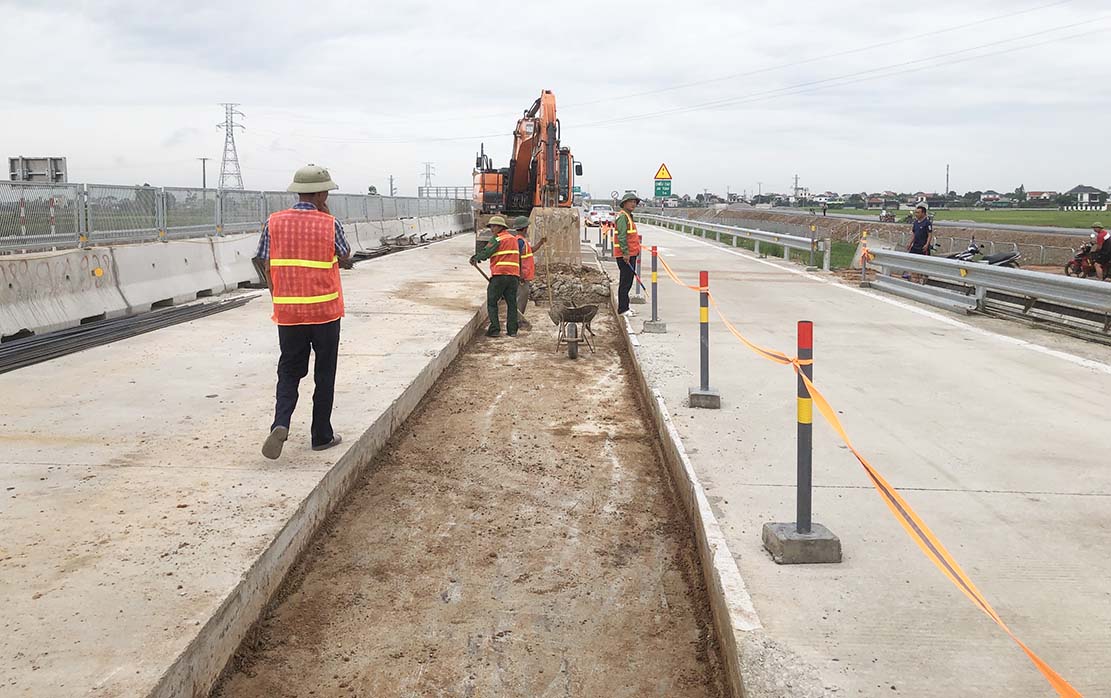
488, 215, 508, 229
620, 192, 640, 205
287, 164, 338, 194
1093, 222, 1105, 229
513, 216, 530, 230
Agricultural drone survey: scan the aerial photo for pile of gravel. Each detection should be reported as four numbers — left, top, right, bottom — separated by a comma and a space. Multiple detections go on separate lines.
529, 263, 610, 305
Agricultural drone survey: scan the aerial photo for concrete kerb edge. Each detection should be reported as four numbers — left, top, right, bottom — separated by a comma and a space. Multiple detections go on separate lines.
149, 305, 486, 698
606, 261, 830, 698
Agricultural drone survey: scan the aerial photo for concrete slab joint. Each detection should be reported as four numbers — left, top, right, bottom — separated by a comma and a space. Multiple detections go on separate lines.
761, 522, 842, 565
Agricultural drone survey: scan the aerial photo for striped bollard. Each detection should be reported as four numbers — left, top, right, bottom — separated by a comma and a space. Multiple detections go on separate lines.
630, 254, 646, 304
643, 246, 667, 333
688, 271, 720, 409
761, 321, 842, 564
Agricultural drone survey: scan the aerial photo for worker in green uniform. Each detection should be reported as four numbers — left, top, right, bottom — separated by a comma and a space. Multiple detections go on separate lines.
469, 215, 520, 337
614, 193, 642, 316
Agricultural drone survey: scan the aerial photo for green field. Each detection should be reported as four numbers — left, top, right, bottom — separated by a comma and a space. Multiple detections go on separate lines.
832, 208, 1101, 229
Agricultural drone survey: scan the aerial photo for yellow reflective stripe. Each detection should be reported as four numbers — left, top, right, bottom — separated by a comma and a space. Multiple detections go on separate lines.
494, 261, 520, 267
271, 257, 338, 269
491, 250, 518, 257
522, 253, 534, 258
651, 271, 658, 283
798, 397, 813, 425
700, 307, 709, 323
272, 292, 340, 305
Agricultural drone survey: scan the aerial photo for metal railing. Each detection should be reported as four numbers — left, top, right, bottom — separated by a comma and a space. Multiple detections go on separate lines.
641, 213, 832, 271
0, 181, 470, 254
869, 249, 1111, 323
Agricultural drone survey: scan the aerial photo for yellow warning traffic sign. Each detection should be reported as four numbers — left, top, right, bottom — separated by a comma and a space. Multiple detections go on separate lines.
654, 163, 672, 180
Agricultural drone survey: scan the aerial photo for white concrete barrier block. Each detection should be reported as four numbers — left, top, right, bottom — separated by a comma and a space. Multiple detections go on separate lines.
211, 233, 261, 292
113, 238, 224, 313
0, 247, 128, 337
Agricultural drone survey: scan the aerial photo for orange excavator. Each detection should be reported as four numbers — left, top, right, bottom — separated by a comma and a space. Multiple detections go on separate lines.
472, 90, 582, 247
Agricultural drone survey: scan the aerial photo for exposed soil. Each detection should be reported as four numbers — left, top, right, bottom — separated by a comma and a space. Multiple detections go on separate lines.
213, 310, 725, 698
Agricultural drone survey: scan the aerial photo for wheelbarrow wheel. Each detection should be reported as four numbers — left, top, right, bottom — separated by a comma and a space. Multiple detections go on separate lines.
567, 322, 578, 359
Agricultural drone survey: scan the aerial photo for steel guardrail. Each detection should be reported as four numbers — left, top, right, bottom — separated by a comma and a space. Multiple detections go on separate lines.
869, 249, 1111, 315
641, 213, 832, 271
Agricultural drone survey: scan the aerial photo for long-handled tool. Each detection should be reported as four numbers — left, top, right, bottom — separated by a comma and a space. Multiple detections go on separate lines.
470, 259, 491, 282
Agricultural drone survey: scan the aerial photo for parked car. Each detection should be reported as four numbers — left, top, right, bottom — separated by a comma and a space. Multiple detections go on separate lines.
585, 203, 615, 227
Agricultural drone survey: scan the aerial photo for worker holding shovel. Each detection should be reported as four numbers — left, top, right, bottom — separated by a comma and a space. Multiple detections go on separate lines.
469, 215, 521, 337
512, 216, 546, 329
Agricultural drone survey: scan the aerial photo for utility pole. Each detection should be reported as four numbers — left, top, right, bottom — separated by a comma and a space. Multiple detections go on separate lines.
945, 163, 950, 196
793, 174, 800, 202
388, 175, 397, 196
757, 181, 763, 196
197, 157, 210, 189
217, 103, 245, 190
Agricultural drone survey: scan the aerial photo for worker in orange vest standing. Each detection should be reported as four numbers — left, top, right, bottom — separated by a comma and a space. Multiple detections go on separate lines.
469, 215, 520, 337
614, 192, 642, 316
511, 216, 546, 328
255, 164, 354, 459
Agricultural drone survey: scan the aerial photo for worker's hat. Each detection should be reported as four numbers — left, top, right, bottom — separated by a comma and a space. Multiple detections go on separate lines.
513, 216, 530, 230
287, 164, 338, 194
619, 192, 641, 205
1092, 221, 1104, 228
488, 215, 509, 229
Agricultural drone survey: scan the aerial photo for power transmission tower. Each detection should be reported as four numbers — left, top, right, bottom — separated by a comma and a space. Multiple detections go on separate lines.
421, 162, 435, 189
389, 175, 397, 196
793, 174, 800, 202
217, 103, 246, 190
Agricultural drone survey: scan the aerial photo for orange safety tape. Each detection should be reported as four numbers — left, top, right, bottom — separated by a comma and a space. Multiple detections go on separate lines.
656, 253, 1083, 697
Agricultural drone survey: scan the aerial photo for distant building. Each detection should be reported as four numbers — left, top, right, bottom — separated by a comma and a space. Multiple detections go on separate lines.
1065, 184, 1107, 210
1026, 190, 1057, 200
9, 156, 68, 183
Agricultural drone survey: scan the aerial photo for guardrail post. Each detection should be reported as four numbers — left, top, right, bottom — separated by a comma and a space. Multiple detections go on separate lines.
631, 254, 646, 304
643, 246, 667, 333
822, 239, 832, 272
808, 224, 817, 268
688, 271, 721, 409
215, 189, 224, 237
761, 320, 842, 565
156, 188, 167, 241
77, 184, 89, 247
755, 239, 762, 257
859, 231, 870, 287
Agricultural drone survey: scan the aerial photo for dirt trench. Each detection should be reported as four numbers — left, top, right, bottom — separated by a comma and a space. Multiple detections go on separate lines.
213, 309, 726, 698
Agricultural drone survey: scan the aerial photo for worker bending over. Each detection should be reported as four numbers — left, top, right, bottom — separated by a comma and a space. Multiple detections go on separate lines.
614, 193, 642, 316
470, 215, 521, 337
512, 216, 546, 328
255, 164, 353, 460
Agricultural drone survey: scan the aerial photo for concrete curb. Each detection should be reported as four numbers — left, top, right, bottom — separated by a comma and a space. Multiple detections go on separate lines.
148, 306, 485, 698
606, 264, 830, 697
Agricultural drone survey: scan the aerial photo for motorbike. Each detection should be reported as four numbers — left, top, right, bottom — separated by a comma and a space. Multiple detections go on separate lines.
1065, 242, 1098, 278
939, 238, 1021, 268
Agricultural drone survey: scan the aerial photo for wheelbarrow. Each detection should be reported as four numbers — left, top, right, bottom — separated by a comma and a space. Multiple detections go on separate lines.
549, 302, 597, 359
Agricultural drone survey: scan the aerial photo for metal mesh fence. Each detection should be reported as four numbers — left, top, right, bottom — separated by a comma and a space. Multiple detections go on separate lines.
164, 187, 217, 239
86, 184, 160, 244
220, 190, 264, 233
1, 181, 467, 254
0, 182, 83, 251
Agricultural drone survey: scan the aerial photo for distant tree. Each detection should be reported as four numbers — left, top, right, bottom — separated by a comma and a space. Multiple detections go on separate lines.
1055, 193, 1074, 207
847, 193, 864, 206
368, 185, 378, 195
1012, 184, 1027, 203
695, 193, 706, 204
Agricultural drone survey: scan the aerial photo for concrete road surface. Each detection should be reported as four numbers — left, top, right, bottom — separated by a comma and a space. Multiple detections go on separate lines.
623, 223, 1111, 696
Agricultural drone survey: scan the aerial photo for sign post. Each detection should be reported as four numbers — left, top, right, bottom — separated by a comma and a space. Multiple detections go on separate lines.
653, 163, 672, 201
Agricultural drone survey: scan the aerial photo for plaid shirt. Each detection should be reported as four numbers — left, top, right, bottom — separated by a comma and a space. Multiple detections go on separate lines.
254, 202, 351, 260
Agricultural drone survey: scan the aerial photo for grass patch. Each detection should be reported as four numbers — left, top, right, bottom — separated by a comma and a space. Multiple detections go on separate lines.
832, 207, 1099, 229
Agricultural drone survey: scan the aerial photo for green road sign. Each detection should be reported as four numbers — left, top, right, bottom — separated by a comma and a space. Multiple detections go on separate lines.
573, 185, 581, 193
654, 180, 672, 197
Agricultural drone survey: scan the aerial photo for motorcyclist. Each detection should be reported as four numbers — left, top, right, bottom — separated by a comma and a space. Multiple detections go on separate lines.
1091, 222, 1110, 279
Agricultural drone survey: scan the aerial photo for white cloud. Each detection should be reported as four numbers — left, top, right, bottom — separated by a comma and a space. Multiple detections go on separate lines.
3, 0, 1107, 196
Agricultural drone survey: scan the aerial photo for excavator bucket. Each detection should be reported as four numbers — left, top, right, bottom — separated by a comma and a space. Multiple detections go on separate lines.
528, 207, 582, 268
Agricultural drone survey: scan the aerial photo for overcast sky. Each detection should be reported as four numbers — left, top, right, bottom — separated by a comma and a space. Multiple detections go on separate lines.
3, 0, 1108, 198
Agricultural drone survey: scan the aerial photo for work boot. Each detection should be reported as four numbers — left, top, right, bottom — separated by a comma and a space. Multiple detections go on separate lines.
262, 425, 288, 460
485, 327, 501, 337
312, 434, 343, 452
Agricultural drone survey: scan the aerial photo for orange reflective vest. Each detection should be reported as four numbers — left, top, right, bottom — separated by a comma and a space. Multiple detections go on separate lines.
490, 231, 521, 276
516, 233, 536, 281
614, 210, 641, 258
268, 208, 344, 326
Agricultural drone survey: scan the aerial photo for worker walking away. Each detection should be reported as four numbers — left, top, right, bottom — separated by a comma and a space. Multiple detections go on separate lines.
614, 193, 641, 316
512, 216, 547, 328
470, 215, 521, 337
1091, 222, 1111, 280
255, 164, 354, 460
908, 204, 933, 255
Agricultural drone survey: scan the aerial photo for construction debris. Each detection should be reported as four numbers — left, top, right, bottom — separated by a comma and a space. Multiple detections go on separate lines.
530, 263, 610, 305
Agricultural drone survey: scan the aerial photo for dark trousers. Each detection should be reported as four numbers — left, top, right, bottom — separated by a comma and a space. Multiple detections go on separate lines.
272, 319, 340, 447
617, 255, 638, 313
486, 275, 519, 333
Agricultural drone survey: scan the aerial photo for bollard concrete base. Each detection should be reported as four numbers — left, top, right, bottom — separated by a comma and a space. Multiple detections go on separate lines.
805, 266, 819, 272
642, 320, 668, 334
688, 387, 721, 409
630, 296, 646, 305
761, 522, 842, 565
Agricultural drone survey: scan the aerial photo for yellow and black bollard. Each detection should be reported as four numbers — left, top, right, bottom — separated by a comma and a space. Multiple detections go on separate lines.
643, 246, 667, 333
688, 271, 720, 409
